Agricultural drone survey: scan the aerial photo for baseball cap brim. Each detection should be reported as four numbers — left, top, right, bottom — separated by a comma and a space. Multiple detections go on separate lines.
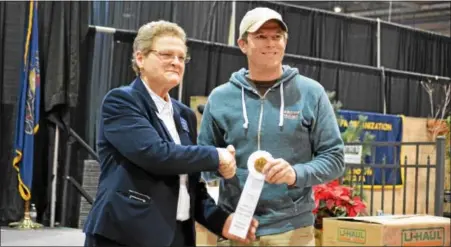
246, 18, 288, 34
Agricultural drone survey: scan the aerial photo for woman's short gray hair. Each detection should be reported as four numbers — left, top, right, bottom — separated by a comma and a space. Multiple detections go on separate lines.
131, 20, 186, 75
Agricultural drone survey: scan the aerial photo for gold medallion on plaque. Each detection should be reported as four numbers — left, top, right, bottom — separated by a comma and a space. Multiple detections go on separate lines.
254, 157, 267, 173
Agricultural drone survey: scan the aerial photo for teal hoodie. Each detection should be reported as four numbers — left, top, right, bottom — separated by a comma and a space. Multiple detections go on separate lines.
198, 65, 345, 236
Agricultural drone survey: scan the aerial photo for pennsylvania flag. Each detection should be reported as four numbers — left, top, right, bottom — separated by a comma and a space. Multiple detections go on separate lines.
13, 0, 41, 202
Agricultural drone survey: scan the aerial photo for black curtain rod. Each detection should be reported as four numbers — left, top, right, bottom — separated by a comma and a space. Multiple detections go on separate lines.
87, 25, 451, 83
284, 53, 381, 73
383, 67, 451, 82
378, 18, 450, 39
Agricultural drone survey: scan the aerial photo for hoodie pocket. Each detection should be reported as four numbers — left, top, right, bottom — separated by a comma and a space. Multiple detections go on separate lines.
287, 186, 307, 204
286, 186, 315, 216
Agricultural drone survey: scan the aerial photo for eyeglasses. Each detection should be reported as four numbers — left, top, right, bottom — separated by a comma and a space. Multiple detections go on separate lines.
150, 50, 191, 64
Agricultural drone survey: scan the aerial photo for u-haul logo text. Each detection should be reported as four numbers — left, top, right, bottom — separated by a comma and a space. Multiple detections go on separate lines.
338, 228, 366, 244
402, 228, 444, 246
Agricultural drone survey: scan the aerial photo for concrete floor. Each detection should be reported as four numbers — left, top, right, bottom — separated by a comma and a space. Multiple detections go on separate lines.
0, 186, 220, 246
1, 227, 85, 246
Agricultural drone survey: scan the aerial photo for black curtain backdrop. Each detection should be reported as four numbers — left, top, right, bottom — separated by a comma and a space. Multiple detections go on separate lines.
110, 34, 447, 119
381, 23, 451, 77
235, 1, 377, 66
283, 56, 383, 113
182, 41, 248, 102
86, 1, 232, 148
110, 34, 384, 115
106, 38, 248, 107
237, 1, 451, 78
0, 1, 91, 226
95, 1, 231, 43
385, 72, 448, 117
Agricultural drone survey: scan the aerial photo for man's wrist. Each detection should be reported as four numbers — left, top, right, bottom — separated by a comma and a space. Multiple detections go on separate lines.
287, 167, 298, 187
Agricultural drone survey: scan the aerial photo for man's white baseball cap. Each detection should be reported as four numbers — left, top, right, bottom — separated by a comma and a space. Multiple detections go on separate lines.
239, 7, 288, 39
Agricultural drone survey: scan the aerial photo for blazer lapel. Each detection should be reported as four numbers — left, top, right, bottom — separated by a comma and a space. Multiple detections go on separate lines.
131, 77, 158, 113
131, 77, 173, 142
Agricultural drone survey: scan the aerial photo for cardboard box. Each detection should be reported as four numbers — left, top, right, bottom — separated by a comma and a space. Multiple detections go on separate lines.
322, 215, 450, 246
195, 222, 218, 246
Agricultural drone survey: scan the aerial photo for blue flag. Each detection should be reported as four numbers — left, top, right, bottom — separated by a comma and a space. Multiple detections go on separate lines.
13, 0, 41, 202
338, 110, 403, 189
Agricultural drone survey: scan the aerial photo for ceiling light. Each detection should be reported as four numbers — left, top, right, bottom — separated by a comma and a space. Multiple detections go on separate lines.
334, 6, 342, 13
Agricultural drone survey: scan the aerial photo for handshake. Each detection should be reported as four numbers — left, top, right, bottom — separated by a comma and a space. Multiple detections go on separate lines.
216, 145, 236, 179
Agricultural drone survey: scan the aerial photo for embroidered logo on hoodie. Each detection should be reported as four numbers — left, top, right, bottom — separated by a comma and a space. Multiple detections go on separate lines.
283, 110, 300, 120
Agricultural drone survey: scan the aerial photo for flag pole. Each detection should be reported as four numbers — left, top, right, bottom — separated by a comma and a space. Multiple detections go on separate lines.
8, 0, 42, 230
8, 200, 42, 229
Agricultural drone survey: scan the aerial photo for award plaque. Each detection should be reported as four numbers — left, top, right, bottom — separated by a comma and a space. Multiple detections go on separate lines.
228, 150, 272, 239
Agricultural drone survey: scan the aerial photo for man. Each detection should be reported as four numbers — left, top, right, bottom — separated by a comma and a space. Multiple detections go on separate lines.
83, 20, 257, 247
198, 7, 345, 246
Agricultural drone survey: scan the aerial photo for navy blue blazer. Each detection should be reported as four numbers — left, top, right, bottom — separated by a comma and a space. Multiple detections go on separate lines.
83, 77, 229, 246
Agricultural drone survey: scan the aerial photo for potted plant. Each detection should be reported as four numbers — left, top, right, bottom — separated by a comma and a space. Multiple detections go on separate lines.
420, 80, 450, 140
327, 91, 374, 200
313, 180, 367, 246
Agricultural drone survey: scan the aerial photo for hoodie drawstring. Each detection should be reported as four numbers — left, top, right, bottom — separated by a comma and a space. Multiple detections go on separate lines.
279, 82, 284, 127
241, 83, 285, 130
241, 87, 249, 129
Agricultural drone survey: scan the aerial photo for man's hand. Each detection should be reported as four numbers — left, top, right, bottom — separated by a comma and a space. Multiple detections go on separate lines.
217, 145, 236, 179
222, 213, 258, 244
262, 158, 296, 186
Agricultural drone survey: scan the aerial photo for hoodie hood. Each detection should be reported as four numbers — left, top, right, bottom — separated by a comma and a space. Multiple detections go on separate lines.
228, 65, 299, 130
229, 65, 299, 91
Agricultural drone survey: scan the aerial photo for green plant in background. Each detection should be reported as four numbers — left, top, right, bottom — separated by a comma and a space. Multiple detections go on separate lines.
340, 114, 376, 158
327, 91, 376, 201
327, 91, 376, 157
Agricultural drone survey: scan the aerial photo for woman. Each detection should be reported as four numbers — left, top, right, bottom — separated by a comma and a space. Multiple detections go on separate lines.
83, 20, 257, 247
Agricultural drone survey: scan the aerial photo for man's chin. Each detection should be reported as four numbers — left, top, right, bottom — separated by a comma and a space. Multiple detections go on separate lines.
261, 62, 282, 70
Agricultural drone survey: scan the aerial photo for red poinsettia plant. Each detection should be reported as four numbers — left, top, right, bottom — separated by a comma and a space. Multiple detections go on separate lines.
313, 179, 367, 229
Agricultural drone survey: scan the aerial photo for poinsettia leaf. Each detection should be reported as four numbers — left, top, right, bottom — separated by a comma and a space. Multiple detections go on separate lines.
340, 195, 351, 202
326, 199, 335, 209
329, 180, 340, 187
313, 179, 369, 218
333, 189, 343, 197
337, 210, 347, 217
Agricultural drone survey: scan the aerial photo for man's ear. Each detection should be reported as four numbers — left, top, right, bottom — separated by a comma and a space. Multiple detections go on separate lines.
237, 39, 248, 54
